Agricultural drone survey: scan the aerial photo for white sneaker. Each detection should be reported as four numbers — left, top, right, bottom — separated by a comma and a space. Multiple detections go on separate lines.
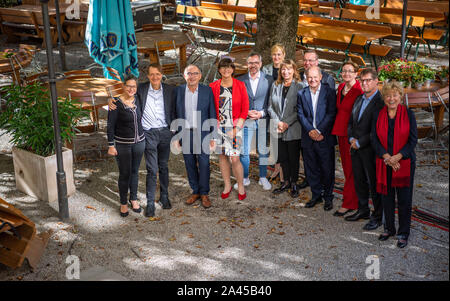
234, 178, 251, 190
258, 177, 272, 190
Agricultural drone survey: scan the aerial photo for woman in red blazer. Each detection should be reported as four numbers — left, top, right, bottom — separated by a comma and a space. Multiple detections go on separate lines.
331, 61, 363, 216
210, 58, 249, 201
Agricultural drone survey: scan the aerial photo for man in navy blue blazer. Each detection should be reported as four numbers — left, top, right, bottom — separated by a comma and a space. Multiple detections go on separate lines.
172, 64, 217, 209
297, 66, 337, 211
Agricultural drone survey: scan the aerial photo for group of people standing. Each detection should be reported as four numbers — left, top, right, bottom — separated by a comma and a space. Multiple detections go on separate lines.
107, 45, 418, 249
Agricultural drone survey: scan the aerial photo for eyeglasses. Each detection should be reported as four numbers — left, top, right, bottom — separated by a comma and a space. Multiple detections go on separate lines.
247, 61, 261, 65
125, 85, 137, 89
304, 59, 318, 63
360, 78, 374, 83
187, 72, 200, 77
342, 70, 356, 74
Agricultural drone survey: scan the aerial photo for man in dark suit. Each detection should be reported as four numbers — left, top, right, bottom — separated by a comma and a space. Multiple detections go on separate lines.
297, 66, 337, 211
109, 63, 175, 217
236, 52, 272, 191
138, 63, 175, 217
172, 64, 217, 209
345, 68, 384, 230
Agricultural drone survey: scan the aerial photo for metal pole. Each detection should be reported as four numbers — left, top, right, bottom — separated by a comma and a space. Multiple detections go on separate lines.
54, 0, 67, 71
400, 0, 408, 58
41, 0, 69, 221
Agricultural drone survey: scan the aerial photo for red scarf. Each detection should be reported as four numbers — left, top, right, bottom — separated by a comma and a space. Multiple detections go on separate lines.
376, 104, 411, 195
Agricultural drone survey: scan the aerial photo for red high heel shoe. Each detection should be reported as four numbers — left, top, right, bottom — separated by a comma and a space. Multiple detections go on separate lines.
221, 188, 232, 199
238, 192, 246, 200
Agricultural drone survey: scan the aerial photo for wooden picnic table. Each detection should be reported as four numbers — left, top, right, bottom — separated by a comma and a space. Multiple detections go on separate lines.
56, 77, 121, 103
299, 21, 391, 41
136, 30, 190, 70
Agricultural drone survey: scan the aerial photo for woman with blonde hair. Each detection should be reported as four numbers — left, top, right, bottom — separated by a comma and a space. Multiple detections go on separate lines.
371, 81, 417, 248
267, 59, 304, 198
262, 43, 286, 183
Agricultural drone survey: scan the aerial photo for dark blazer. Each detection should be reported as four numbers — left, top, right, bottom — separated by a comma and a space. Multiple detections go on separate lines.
370, 107, 418, 164
172, 84, 217, 141
237, 71, 272, 118
297, 83, 337, 148
136, 82, 175, 127
300, 70, 336, 91
347, 90, 384, 154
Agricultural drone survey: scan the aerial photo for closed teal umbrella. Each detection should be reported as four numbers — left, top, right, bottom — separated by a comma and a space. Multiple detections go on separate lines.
85, 0, 139, 80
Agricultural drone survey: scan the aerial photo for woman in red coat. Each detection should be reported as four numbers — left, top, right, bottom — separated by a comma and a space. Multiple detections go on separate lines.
331, 61, 363, 216
210, 58, 249, 200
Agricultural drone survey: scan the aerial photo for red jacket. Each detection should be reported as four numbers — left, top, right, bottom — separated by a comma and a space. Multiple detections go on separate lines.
209, 78, 249, 126
331, 81, 363, 137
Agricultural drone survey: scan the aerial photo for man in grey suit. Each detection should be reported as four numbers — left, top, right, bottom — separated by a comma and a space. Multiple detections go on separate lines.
235, 52, 272, 191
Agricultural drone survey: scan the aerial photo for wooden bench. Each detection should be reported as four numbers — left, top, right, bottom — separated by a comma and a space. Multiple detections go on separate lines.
299, 0, 340, 15
0, 197, 51, 270
226, 0, 257, 7
0, 8, 61, 47
330, 8, 443, 60
297, 15, 392, 69
383, 0, 449, 13
176, 4, 252, 51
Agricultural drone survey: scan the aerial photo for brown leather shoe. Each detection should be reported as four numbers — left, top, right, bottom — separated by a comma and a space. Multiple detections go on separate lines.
201, 195, 211, 208
186, 194, 200, 205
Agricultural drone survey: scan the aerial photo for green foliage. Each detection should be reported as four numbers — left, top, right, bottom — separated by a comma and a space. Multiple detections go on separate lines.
0, 82, 88, 157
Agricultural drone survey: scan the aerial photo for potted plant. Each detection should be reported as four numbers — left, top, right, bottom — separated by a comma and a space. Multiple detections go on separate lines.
0, 82, 87, 202
437, 66, 449, 86
422, 67, 436, 89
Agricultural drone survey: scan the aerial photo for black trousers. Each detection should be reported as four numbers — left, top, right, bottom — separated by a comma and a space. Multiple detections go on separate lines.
382, 164, 415, 239
351, 148, 382, 221
144, 127, 172, 206
182, 129, 210, 195
115, 141, 145, 205
278, 138, 301, 185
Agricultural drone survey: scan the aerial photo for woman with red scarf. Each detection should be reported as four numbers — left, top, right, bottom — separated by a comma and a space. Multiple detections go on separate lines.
331, 61, 363, 216
370, 81, 417, 248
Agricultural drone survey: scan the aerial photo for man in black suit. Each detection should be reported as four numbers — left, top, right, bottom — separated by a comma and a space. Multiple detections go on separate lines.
345, 68, 384, 230
137, 63, 175, 217
172, 64, 217, 209
297, 66, 337, 211
300, 49, 336, 91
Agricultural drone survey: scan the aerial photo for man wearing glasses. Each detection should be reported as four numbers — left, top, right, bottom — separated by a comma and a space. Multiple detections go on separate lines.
345, 68, 384, 231
300, 50, 336, 91
172, 65, 217, 209
236, 52, 272, 191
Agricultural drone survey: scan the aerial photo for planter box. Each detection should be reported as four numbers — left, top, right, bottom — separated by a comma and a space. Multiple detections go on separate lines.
12, 147, 76, 203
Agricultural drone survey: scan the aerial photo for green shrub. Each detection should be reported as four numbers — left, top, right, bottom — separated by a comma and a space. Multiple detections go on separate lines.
0, 82, 88, 157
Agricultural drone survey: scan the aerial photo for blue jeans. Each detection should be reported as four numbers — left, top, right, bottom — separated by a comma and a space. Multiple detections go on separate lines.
239, 120, 269, 179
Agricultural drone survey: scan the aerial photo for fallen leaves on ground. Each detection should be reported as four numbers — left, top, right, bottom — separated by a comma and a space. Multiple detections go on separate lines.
149, 217, 161, 221
169, 236, 176, 241
180, 221, 190, 225
86, 205, 96, 211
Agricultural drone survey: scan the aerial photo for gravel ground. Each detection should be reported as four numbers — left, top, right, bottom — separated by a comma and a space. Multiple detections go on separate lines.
0, 27, 449, 281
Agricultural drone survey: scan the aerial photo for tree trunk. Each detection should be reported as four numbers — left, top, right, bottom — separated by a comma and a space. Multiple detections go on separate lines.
254, 0, 299, 65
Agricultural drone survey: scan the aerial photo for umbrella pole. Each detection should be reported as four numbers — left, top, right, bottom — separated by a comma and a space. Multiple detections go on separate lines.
41, 0, 70, 221
54, 0, 67, 71
400, 0, 408, 59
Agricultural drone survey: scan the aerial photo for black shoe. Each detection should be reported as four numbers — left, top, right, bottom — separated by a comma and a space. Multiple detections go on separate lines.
305, 197, 323, 208
160, 198, 172, 209
272, 181, 290, 194
333, 209, 354, 217
363, 219, 382, 230
120, 211, 129, 217
297, 179, 309, 189
344, 210, 370, 221
129, 200, 142, 213
323, 201, 333, 211
378, 232, 395, 241
144, 203, 155, 217
397, 239, 408, 248
268, 173, 280, 183
290, 183, 299, 198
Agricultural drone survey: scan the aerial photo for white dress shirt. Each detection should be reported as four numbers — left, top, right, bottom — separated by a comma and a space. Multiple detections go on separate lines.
185, 85, 199, 129
142, 84, 167, 130
310, 84, 321, 130
248, 71, 265, 118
